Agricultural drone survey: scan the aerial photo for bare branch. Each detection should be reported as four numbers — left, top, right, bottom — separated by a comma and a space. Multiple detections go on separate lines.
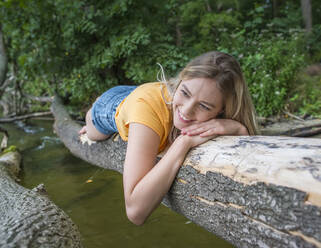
22, 92, 53, 103
0, 126, 9, 150
0, 75, 14, 91
0, 100, 9, 116
0, 111, 52, 123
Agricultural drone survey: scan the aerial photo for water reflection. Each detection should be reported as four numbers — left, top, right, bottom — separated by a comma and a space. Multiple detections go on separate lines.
3, 119, 234, 248
34, 136, 61, 150
15, 120, 44, 133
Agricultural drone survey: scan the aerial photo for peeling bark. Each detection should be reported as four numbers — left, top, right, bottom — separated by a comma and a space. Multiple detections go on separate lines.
0, 151, 82, 247
51, 96, 321, 248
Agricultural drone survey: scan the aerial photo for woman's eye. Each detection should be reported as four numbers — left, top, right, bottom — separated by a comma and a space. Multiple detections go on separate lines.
200, 104, 210, 111
181, 90, 189, 97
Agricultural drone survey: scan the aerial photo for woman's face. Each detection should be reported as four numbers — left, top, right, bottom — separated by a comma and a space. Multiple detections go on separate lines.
172, 78, 224, 130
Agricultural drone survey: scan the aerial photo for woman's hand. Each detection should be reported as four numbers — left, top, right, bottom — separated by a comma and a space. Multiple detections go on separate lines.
179, 133, 218, 148
78, 126, 87, 135
181, 119, 248, 137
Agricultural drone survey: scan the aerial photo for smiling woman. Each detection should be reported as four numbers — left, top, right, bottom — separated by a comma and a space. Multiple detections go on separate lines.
79, 51, 258, 225
172, 78, 224, 130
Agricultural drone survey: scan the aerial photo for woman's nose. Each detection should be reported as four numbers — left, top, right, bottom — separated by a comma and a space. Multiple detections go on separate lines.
181, 100, 194, 118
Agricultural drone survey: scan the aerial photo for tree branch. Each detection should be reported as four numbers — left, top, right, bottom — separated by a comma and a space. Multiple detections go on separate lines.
0, 111, 52, 123
22, 92, 53, 103
0, 126, 8, 150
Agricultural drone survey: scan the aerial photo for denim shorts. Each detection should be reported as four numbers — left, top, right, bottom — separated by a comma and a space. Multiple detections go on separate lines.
91, 85, 137, 135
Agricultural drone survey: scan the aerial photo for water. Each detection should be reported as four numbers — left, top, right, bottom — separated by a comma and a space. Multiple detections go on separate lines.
2, 119, 234, 248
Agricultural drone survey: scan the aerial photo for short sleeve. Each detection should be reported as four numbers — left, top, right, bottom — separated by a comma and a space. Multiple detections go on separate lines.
126, 98, 165, 140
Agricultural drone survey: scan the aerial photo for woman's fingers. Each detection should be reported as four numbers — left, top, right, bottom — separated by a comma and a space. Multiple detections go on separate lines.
182, 133, 217, 148
185, 127, 206, 136
182, 123, 206, 135
183, 122, 220, 136
181, 118, 248, 137
79, 126, 87, 135
199, 128, 216, 137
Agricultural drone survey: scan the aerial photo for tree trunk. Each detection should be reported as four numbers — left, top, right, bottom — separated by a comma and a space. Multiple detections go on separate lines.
301, 0, 313, 33
0, 25, 8, 87
176, 21, 182, 47
261, 118, 321, 137
51, 96, 321, 248
272, 0, 280, 18
0, 150, 83, 247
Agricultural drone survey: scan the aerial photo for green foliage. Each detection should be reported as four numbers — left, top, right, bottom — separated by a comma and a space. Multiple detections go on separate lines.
288, 74, 321, 118
305, 24, 321, 62
1, 0, 320, 117
2, 145, 18, 155
240, 34, 306, 116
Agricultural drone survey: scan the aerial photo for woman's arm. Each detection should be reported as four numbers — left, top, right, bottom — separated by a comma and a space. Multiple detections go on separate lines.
181, 118, 249, 137
123, 123, 209, 225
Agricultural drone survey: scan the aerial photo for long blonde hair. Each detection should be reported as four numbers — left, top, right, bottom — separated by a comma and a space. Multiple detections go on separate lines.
159, 51, 259, 142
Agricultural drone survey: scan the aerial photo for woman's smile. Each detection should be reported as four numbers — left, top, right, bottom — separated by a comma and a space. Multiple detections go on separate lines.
177, 109, 193, 123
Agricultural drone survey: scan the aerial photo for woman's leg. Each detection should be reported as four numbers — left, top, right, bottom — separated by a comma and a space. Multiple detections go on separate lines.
79, 85, 137, 141
83, 107, 110, 141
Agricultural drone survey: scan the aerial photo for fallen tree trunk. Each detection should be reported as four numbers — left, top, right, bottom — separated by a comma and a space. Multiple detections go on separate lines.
51, 96, 321, 248
261, 118, 321, 137
0, 150, 82, 247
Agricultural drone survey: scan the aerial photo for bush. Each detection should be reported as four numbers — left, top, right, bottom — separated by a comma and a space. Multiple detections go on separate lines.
288, 74, 321, 118
241, 34, 306, 117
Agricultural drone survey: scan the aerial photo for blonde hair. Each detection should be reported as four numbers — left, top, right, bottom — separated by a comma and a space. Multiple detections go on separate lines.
159, 51, 259, 142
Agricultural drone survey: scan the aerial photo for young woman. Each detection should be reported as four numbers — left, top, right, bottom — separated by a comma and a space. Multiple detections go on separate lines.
79, 51, 258, 225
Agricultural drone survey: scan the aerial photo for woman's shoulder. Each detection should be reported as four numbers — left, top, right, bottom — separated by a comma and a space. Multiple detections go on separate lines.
137, 82, 164, 91
134, 82, 170, 102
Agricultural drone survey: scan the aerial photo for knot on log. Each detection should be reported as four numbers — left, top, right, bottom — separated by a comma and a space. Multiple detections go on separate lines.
32, 183, 48, 196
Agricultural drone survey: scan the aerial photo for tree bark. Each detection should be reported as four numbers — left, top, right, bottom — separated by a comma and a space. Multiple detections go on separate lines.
0, 150, 83, 247
51, 96, 321, 248
301, 0, 312, 33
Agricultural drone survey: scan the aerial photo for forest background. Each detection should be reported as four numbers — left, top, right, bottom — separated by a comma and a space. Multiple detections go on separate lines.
0, 0, 320, 119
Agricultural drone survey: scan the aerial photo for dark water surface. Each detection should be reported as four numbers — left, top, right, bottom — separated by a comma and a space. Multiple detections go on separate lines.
4, 119, 234, 248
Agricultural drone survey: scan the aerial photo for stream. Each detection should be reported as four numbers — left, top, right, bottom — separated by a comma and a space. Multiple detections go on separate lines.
3, 119, 233, 248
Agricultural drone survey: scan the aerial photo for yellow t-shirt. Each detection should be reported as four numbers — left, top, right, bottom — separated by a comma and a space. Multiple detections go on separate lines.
115, 82, 172, 152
